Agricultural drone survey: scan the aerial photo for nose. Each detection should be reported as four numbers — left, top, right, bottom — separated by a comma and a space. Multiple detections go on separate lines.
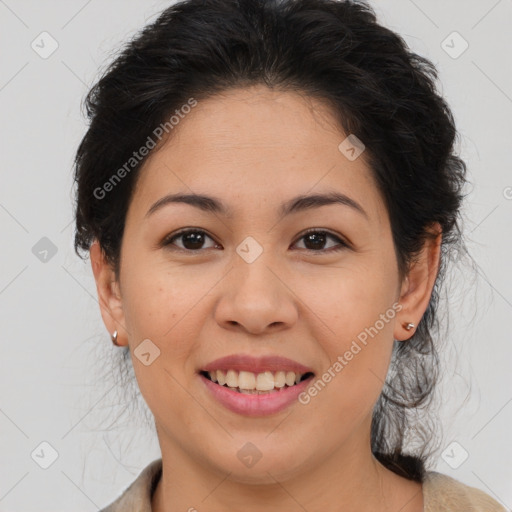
214, 254, 299, 335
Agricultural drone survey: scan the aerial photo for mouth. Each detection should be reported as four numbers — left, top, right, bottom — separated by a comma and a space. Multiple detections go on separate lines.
199, 369, 315, 394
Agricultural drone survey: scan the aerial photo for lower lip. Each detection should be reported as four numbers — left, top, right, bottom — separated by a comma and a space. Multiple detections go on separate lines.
199, 373, 314, 417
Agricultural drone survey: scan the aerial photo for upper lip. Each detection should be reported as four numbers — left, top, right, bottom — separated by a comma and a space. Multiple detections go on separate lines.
201, 354, 314, 375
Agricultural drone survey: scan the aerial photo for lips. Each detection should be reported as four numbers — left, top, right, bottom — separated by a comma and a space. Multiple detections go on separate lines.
201, 354, 314, 374
199, 371, 315, 416
198, 354, 315, 416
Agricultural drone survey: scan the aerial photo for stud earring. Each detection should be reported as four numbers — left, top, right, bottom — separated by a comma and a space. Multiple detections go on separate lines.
403, 322, 415, 331
111, 330, 119, 346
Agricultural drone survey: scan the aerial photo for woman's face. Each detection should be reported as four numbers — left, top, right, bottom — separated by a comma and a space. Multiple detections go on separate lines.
92, 84, 439, 483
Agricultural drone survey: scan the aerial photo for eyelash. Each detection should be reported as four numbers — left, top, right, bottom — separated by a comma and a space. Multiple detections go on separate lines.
162, 228, 350, 254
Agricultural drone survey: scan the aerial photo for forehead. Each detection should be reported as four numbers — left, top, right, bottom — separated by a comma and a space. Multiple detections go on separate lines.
130, 85, 384, 224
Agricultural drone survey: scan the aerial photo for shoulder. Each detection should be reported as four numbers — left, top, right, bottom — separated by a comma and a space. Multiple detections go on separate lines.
423, 471, 508, 512
99, 458, 163, 512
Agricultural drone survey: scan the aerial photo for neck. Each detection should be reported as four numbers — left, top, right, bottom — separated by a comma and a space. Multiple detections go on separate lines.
152, 419, 422, 512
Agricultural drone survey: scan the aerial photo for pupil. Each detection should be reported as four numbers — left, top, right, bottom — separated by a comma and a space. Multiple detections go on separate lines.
305, 232, 326, 250
183, 232, 204, 250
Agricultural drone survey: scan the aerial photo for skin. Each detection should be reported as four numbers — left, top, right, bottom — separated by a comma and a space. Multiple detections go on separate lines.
90, 84, 442, 512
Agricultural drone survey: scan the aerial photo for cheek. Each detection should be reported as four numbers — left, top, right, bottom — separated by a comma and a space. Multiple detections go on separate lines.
296, 256, 397, 339
299, 263, 396, 418
121, 254, 210, 339
302, 325, 394, 438
120, 259, 203, 424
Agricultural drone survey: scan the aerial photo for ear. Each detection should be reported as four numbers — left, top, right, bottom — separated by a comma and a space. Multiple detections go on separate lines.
394, 222, 442, 341
89, 239, 128, 346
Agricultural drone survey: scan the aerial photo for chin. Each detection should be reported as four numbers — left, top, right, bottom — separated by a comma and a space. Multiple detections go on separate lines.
208, 448, 310, 485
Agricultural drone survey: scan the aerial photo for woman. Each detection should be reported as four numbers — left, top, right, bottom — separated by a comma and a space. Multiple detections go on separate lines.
72, 0, 507, 510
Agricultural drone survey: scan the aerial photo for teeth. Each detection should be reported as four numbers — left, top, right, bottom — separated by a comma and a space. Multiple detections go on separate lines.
274, 371, 286, 388
206, 369, 308, 391
256, 371, 275, 391
226, 369, 238, 388
238, 370, 256, 390
216, 370, 225, 386
285, 371, 296, 386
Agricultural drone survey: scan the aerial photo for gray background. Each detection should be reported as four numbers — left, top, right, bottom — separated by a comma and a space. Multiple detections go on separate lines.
1, 0, 511, 510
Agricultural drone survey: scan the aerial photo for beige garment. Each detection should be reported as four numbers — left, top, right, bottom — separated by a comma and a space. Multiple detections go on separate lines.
100, 458, 508, 511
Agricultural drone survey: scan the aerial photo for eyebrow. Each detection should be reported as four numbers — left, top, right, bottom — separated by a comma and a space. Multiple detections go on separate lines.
145, 191, 368, 220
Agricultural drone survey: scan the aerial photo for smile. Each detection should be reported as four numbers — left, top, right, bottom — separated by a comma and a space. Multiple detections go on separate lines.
200, 369, 314, 393
199, 370, 315, 417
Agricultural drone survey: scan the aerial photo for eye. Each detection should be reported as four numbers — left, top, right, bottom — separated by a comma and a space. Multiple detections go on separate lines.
161, 228, 349, 253
162, 229, 219, 252
292, 229, 349, 253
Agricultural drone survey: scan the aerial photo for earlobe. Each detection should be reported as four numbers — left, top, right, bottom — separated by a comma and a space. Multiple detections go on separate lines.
89, 240, 128, 346
394, 223, 442, 341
